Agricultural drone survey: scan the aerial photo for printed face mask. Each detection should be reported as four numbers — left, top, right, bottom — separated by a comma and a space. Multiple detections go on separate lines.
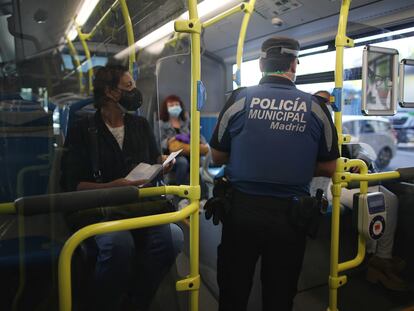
168, 105, 182, 118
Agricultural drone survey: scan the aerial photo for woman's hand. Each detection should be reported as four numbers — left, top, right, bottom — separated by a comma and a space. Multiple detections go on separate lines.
350, 167, 361, 173
160, 154, 175, 174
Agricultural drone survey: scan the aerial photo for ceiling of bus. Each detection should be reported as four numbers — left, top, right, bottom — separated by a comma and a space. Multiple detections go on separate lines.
2, 0, 80, 61
2, 0, 414, 69
204, 0, 414, 63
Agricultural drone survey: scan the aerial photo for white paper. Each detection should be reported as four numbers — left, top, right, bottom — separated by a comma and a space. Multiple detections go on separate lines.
125, 149, 182, 182
162, 149, 183, 167
125, 163, 160, 181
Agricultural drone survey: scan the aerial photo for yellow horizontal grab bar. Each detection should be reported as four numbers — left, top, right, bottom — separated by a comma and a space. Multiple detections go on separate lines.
0, 202, 15, 214
202, 3, 244, 28
59, 202, 200, 311
349, 171, 400, 182
85, 0, 120, 40
139, 186, 166, 197
344, 159, 368, 172
139, 185, 200, 200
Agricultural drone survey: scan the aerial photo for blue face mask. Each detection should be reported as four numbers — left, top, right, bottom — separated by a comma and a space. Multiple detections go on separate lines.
168, 106, 182, 118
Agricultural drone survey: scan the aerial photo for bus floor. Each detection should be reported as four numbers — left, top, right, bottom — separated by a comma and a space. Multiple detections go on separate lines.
294, 211, 414, 311
181, 208, 414, 311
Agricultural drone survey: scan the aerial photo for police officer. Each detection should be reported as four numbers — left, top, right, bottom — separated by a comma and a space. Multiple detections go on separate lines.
209, 37, 340, 310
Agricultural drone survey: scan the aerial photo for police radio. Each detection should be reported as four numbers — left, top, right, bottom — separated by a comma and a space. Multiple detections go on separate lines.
353, 192, 386, 241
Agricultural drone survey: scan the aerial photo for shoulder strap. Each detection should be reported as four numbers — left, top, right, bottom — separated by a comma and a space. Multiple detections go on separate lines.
87, 114, 103, 183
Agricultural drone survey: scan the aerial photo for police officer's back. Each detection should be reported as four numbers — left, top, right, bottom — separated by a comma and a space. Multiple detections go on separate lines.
208, 37, 340, 311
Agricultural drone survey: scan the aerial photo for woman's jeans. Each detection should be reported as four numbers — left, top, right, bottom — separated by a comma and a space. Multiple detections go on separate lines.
92, 224, 181, 311
174, 156, 190, 185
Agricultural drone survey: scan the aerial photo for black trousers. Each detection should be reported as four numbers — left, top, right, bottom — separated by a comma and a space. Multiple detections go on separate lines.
217, 190, 307, 311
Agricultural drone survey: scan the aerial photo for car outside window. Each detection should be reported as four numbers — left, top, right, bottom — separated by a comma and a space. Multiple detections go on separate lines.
343, 121, 355, 135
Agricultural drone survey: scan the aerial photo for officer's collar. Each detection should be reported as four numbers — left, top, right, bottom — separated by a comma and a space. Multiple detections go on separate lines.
259, 75, 296, 87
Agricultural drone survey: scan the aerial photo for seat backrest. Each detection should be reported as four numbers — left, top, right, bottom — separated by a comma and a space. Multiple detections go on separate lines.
62, 97, 94, 138
0, 99, 55, 202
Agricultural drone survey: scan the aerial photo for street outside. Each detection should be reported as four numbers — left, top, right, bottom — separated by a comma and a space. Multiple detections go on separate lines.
385, 145, 414, 171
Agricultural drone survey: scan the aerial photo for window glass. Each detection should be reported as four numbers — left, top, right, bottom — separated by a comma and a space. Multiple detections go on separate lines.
234, 34, 414, 89
61, 54, 108, 72
343, 121, 354, 135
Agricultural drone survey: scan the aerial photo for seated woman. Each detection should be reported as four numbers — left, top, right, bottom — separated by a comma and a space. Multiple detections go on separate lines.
158, 94, 208, 185
60, 65, 177, 311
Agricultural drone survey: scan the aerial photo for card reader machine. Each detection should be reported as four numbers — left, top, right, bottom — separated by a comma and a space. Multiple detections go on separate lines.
353, 192, 386, 240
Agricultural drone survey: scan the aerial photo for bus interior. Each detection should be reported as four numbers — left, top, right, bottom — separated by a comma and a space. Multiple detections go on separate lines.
1, 0, 414, 310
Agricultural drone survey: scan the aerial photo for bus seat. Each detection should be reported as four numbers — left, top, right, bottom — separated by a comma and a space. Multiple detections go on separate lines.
61, 97, 94, 138
47, 146, 65, 194
0, 93, 23, 100
49, 94, 91, 138
0, 236, 62, 268
0, 99, 55, 202
200, 115, 218, 142
383, 182, 414, 280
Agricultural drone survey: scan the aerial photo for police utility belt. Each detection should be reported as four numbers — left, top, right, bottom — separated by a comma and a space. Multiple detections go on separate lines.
204, 176, 328, 239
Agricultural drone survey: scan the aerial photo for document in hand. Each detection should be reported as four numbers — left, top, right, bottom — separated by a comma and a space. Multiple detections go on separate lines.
125, 149, 183, 182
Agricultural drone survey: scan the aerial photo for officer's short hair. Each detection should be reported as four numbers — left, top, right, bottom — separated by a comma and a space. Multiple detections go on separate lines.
259, 36, 300, 72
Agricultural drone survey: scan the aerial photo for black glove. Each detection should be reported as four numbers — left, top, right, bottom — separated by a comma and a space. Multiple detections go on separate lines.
204, 197, 226, 225
204, 176, 233, 225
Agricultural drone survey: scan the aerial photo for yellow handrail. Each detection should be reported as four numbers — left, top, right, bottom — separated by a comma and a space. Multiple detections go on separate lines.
73, 0, 137, 93
328, 1, 354, 309
234, 0, 256, 87
58, 201, 199, 311
66, 36, 86, 94
75, 22, 94, 94
169, 0, 256, 88
119, 0, 136, 74
85, 0, 120, 40
202, 3, 245, 28
174, 0, 203, 306
328, 3, 403, 308
58, 0, 204, 308
0, 202, 15, 214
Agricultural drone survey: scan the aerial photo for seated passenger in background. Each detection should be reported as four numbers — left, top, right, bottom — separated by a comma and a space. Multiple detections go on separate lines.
61, 65, 177, 311
158, 94, 209, 185
310, 90, 408, 291
309, 91, 333, 196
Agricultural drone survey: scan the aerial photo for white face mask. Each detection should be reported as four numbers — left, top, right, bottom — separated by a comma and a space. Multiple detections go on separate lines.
168, 105, 182, 118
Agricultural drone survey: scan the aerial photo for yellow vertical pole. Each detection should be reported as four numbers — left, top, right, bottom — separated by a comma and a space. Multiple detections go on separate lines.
118, 0, 136, 74
234, 0, 256, 87
66, 36, 85, 94
75, 22, 93, 94
187, 0, 200, 308
328, 1, 353, 310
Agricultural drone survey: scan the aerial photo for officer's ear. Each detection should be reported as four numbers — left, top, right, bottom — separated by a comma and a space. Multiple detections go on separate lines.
289, 58, 297, 74
259, 58, 265, 72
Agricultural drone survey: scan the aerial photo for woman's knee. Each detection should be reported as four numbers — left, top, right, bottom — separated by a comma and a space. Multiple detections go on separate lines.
175, 156, 189, 169
95, 231, 135, 263
170, 223, 184, 256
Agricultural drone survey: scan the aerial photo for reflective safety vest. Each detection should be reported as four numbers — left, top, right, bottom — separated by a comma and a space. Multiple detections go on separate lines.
224, 83, 323, 192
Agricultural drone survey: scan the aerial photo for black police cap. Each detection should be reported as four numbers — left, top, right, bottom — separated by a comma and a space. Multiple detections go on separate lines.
261, 36, 300, 59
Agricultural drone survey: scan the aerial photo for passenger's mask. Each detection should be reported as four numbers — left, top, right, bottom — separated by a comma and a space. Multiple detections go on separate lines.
119, 88, 142, 111
168, 106, 182, 118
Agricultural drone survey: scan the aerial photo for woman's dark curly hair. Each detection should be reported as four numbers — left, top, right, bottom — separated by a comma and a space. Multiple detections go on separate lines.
93, 65, 128, 109
159, 94, 187, 122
